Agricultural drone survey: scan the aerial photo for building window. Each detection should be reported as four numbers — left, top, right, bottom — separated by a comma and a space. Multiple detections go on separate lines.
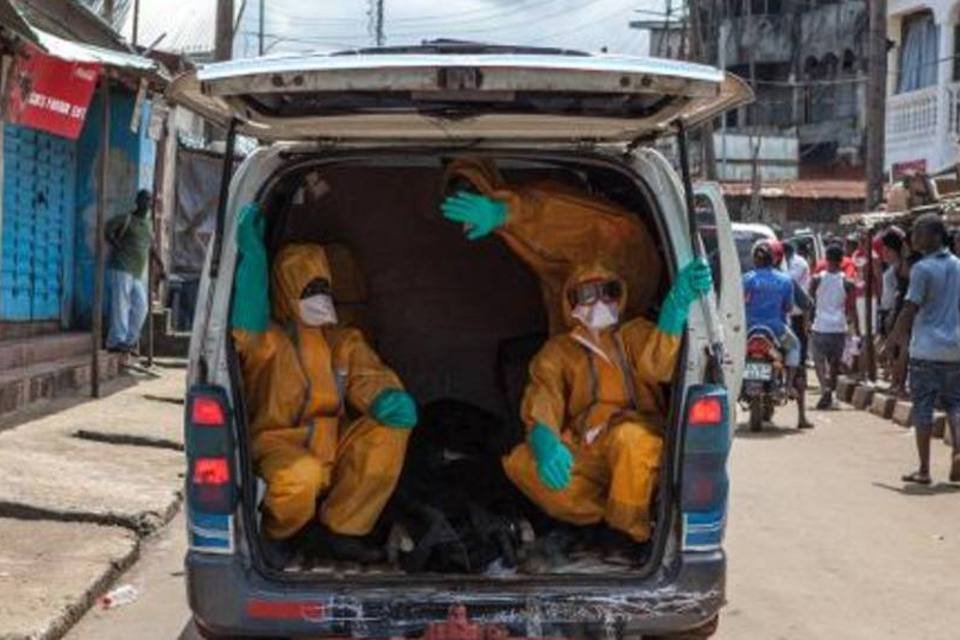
897, 11, 938, 93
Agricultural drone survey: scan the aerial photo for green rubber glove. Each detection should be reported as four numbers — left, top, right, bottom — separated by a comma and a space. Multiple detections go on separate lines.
370, 389, 418, 429
657, 258, 713, 336
529, 423, 573, 491
441, 191, 508, 240
230, 203, 270, 333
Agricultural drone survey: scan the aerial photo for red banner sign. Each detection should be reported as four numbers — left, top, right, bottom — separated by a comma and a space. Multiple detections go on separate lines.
891, 159, 927, 180
4, 46, 101, 140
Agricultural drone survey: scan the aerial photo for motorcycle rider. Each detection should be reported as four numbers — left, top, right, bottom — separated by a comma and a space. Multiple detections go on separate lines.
742, 239, 806, 428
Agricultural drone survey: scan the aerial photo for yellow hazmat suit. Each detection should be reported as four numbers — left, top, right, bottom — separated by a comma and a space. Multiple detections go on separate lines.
233, 244, 411, 539
502, 265, 680, 542
443, 157, 663, 334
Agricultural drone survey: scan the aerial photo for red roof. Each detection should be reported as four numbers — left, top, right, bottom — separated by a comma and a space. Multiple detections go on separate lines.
720, 180, 866, 201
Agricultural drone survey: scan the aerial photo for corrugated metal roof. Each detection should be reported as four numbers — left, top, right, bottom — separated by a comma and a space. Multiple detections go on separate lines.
0, 0, 37, 44
13, 0, 130, 51
721, 180, 866, 201
34, 27, 157, 71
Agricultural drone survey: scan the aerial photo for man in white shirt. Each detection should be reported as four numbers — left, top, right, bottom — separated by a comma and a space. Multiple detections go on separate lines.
786, 242, 811, 293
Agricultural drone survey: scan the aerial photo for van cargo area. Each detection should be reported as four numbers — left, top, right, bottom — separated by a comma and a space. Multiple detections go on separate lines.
231, 152, 681, 581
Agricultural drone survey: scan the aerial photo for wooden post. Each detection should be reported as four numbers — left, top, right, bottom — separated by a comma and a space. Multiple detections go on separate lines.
864, 228, 877, 381
146, 113, 169, 368
92, 78, 110, 398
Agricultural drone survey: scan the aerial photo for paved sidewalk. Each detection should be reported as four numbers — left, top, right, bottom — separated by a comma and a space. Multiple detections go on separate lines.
0, 363, 186, 640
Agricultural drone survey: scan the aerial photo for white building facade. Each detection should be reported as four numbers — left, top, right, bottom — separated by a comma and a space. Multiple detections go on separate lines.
886, 0, 960, 176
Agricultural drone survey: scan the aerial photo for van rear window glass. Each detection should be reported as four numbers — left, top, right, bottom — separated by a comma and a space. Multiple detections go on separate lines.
239, 91, 679, 119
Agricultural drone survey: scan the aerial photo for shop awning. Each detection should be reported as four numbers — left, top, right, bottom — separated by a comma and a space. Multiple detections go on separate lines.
34, 28, 167, 82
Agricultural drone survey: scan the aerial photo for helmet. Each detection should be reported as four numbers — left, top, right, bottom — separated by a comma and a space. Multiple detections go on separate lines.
769, 239, 785, 266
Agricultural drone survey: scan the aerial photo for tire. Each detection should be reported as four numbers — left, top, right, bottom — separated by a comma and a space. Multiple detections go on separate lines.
748, 397, 764, 432
645, 615, 720, 639
762, 397, 775, 422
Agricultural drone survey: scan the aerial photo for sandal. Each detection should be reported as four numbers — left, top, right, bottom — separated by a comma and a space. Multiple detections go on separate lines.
950, 455, 960, 483
901, 471, 932, 485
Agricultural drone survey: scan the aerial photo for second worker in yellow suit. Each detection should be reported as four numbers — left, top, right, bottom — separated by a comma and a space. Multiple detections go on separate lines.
441, 156, 663, 334
503, 259, 712, 555
230, 203, 417, 566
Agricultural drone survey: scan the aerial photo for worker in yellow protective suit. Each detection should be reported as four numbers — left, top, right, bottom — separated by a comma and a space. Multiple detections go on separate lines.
230, 203, 417, 565
502, 259, 711, 557
441, 157, 663, 333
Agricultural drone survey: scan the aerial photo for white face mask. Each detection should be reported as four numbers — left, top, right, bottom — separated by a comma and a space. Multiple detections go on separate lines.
572, 301, 619, 331
298, 294, 337, 327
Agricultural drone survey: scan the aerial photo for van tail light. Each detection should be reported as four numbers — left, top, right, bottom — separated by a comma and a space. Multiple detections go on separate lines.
681, 385, 730, 550
688, 396, 723, 426
191, 396, 226, 426
186, 385, 235, 514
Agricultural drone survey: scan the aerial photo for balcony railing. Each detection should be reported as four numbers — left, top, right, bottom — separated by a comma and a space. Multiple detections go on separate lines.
886, 86, 939, 142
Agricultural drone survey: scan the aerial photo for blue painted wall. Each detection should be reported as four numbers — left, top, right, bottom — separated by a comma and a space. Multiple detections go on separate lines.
73, 87, 156, 329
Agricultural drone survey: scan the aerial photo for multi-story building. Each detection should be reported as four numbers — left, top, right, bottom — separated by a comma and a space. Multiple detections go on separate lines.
885, 0, 960, 178
636, 1, 869, 179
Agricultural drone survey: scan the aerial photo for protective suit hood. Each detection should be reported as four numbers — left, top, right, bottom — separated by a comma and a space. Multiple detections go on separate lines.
442, 156, 506, 197
562, 264, 628, 330
272, 243, 333, 324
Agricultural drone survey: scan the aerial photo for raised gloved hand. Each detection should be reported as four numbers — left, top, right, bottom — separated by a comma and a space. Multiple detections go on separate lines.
529, 423, 573, 491
230, 203, 270, 333
657, 258, 713, 336
370, 389, 418, 429
441, 191, 507, 240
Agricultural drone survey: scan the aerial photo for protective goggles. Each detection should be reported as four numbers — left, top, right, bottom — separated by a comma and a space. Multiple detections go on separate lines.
567, 279, 623, 307
300, 277, 332, 299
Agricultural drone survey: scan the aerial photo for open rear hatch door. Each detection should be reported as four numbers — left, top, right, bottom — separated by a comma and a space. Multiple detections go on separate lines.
167, 43, 752, 142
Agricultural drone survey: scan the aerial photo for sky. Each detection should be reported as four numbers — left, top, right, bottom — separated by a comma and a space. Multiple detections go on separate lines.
229, 0, 667, 59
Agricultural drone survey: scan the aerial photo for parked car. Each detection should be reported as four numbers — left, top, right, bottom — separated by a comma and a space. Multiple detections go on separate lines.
170, 42, 751, 639
787, 228, 825, 266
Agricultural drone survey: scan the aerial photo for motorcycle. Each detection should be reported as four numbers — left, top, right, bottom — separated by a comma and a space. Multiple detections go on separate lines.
739, 325, 790, 431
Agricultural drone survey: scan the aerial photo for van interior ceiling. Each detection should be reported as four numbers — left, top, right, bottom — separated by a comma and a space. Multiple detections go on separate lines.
243, 153, 671, 577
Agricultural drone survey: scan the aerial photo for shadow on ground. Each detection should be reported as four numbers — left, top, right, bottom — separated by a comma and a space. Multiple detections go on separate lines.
872, 481, 960, 496
734, 424, 806, 439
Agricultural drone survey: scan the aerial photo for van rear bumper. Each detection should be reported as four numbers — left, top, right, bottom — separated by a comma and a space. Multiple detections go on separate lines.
187, 550, 725, 638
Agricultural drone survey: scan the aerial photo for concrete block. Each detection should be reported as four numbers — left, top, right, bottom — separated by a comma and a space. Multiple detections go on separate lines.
0, 370, 185, 533
869, 393, 898, 419
892, 401, 914, 427
0, 519, 137, 640
852, 385, 875, 410
836, 376, 857, 403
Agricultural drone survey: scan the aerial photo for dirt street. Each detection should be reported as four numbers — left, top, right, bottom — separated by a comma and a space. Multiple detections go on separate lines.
65, 400, 960, 640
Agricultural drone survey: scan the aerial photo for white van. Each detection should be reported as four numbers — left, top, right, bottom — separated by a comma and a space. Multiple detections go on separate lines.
171, 42, 750, 639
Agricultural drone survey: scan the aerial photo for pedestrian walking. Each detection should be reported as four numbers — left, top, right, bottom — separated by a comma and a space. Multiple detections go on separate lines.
785, 242, 814, 429
810, 243, 859, 410
105, 190, 163, 354
878, 227, 905, 337
887, 214, 960, 485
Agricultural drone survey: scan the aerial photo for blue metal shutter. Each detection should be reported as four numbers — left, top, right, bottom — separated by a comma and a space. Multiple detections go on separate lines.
1, 124, 77, 323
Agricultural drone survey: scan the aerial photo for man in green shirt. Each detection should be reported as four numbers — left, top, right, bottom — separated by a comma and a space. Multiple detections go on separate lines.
105, 190, 162, 353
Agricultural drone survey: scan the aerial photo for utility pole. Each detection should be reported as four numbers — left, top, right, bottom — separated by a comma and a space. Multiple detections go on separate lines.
132, 0, 140, 48
102, 0, 114, 24
258, 0, 265, 56
865, 0, 888, 210
215, 0, 235, 62
688, 1, 717, 179
863, 0, 887, 382
369, 0, 385, 47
